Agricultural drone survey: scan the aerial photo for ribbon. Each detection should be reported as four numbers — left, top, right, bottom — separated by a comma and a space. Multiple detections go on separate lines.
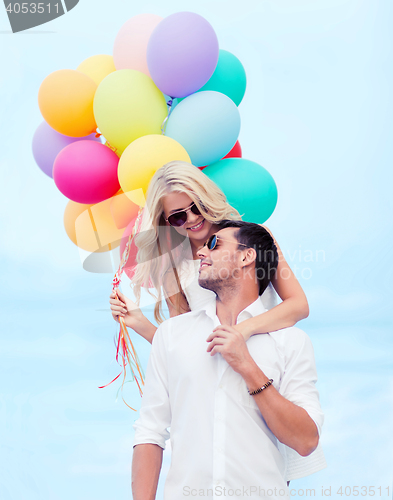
161, 97, 175, 135
100, 207, 145, 410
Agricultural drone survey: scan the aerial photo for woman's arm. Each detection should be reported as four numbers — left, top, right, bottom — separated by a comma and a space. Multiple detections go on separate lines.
233, 227, 309, 341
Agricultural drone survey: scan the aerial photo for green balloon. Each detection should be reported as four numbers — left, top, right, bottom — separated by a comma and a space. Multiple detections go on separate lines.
203, 158, 278, 224
179, 50, 247, 106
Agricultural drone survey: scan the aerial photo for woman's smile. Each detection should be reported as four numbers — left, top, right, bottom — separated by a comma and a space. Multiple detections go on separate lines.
186, 219, 205, 232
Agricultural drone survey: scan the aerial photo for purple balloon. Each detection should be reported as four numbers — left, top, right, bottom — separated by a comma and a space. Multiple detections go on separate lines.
147, 12, 219, 98
32, 121, 101, 178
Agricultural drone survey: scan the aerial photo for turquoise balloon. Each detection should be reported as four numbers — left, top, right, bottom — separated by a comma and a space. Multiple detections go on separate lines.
179, 50, 247, 106
203, 158, 278, 224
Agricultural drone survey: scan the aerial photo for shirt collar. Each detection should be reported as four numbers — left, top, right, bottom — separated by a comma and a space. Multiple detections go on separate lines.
202, 295, 267, 324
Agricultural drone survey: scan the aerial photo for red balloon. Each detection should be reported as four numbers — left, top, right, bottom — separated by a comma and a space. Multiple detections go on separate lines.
223, 140, 242, 159
198, 141, 242, 170
120, 218, 139, 281
119, 217, 154, 287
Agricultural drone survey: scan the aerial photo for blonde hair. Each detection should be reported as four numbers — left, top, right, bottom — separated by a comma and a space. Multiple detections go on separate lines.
132, 161, 242, 323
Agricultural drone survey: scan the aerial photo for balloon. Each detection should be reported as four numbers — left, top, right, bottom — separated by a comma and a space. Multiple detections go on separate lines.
53, 141, 120, 204
119, 217, 138, 280
93, 69, 168, 153
147, 12, 219, 98
77, 54, 116, 86
110, 190, 140, 230
32, 121, 101, 178
223, 140, 242, 160
118, 135, 191, 206
195, 50, 247, 106
165, 91, 241, 167
119, 217, 154, 286
113, 14, 163, 76
203, 158, 278, 224
64, 199, 123, 253
38, 70, 97, 137
198, 141, 242, 170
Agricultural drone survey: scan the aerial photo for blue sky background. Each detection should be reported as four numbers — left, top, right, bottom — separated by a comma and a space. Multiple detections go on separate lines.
0, 1, 392, 499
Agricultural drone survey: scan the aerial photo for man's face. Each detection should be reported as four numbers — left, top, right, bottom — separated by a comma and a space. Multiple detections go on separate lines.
196, 228, 245, 294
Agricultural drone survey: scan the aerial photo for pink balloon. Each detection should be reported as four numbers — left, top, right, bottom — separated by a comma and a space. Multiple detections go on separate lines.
53, 141, 120, 204
119, 215, 154, 287
113, 14, 163, 76
32, 121, 101, 178
120, 217, 138, 281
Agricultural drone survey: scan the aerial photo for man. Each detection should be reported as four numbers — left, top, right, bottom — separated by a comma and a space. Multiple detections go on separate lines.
132, 221, 324, 500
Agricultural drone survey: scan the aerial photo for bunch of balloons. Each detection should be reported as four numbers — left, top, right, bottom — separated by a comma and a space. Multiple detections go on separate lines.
32, 11, 278, 275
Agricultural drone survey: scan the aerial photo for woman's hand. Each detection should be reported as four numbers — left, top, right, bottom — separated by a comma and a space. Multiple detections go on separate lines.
212, 324, 253, 342
109, 289, 145, 329
109, 289, 158, 344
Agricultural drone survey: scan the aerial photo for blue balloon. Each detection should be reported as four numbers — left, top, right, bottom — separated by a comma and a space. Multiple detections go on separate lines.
165, 91, 241, 167
203, 158, 278, 224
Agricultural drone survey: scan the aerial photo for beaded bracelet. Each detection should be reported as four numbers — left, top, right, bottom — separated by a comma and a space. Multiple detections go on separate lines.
248, 379, 273, 396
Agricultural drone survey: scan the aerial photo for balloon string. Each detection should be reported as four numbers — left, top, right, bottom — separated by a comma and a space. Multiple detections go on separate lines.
161, 97, 175, 135
99, 207, 145, 409
105, 141, 118, 153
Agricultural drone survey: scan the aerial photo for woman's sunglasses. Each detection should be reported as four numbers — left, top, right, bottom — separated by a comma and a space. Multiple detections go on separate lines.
165, 202, 202, 227
200, 234, 249, 251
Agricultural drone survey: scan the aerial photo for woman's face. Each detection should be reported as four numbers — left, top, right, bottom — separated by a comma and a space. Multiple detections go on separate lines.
162, 192, 214, 245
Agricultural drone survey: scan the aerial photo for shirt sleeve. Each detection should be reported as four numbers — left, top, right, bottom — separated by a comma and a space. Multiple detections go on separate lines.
278, 328, 324, 436
133, 322, 171, 450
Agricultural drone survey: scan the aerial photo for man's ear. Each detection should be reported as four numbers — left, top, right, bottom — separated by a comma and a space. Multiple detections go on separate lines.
241, 247, 257, 268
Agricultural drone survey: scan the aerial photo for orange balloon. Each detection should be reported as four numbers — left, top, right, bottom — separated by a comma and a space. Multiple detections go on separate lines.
110, 190, 140, 230
38, 70, 97, 137
64, 198, 125, 253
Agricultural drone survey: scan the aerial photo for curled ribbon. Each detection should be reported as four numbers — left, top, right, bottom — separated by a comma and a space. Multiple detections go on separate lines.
99, 207, 145, 410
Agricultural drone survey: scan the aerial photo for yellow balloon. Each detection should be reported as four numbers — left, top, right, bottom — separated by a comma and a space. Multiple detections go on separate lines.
64, 198, 124, 252
93, 69, 167, 153
118, 135, 191, 206
38, 70, 97, 137
77, 55, 116, 86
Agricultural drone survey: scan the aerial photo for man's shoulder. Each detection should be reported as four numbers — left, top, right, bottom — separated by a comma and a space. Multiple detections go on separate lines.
268, 325, 312, 350
155, 309, 206, 338
153, 309, 208, 352
164, 309, 204, 327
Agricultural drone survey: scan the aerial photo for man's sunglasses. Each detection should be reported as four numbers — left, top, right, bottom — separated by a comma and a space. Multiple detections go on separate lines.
164, 202, 202, 227
200, 234, 249, 251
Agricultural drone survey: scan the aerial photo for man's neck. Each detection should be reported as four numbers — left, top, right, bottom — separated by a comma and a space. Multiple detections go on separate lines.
215, 285, 259, 326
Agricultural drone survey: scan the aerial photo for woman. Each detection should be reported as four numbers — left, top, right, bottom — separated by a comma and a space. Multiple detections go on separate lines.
109, 160, 326, 481
109, 160, 309, 343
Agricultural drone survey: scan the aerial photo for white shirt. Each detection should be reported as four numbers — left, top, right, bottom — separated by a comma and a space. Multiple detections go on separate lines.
176, 258, 327, 481
133, 297, 325, 500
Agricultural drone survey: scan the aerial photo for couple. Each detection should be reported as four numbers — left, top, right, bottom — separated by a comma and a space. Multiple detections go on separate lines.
109, 161, 326, 498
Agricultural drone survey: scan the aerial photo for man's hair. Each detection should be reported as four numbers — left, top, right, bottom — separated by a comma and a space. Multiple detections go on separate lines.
217, 220, 279, 296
